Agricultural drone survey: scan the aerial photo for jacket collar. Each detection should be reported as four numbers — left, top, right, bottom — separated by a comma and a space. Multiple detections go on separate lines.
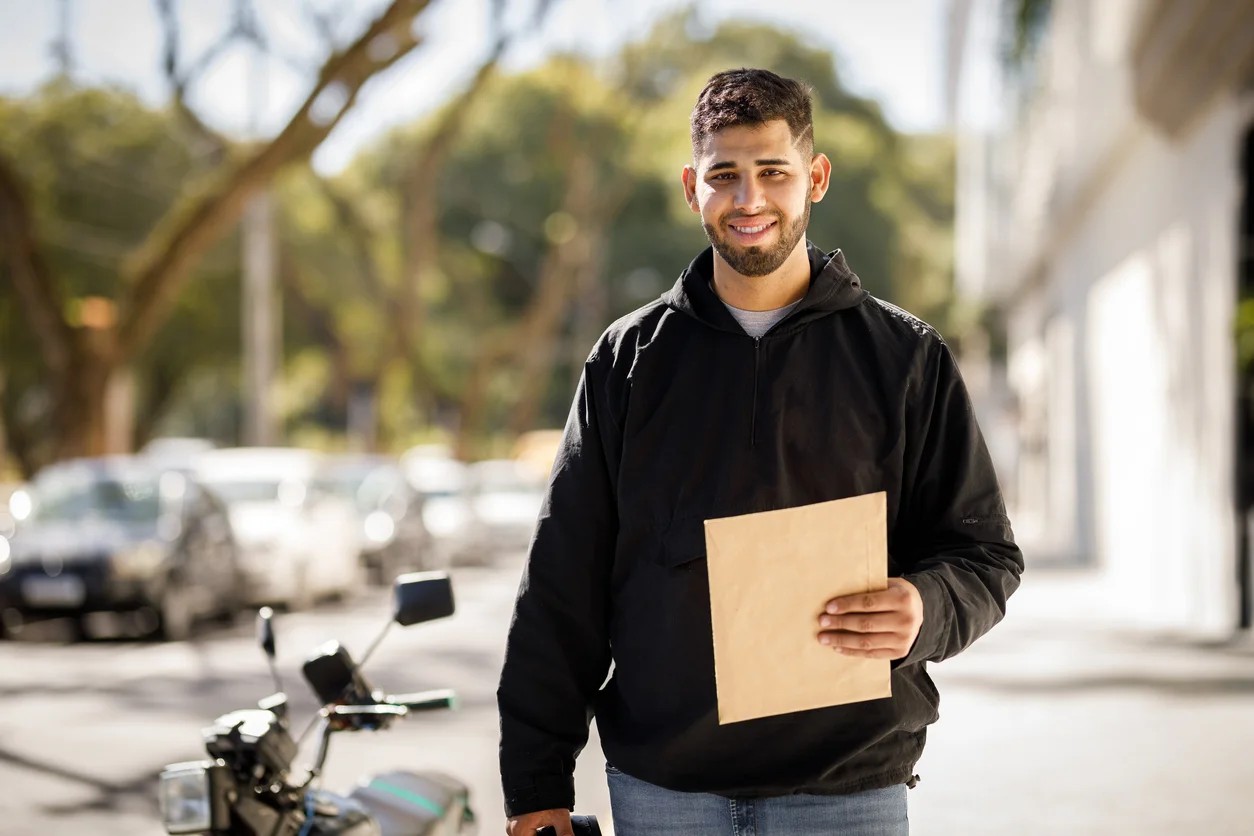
661, 242, 868, 335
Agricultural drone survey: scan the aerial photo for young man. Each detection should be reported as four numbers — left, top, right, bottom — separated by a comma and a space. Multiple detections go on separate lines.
497, 68, 1022, 836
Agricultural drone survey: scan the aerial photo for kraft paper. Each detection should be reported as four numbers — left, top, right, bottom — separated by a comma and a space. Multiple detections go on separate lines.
704, 491, 891, 724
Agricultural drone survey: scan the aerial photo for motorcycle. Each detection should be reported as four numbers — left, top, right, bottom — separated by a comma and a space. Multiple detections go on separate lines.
158, 571, 478, 836
157, 570, 601, 836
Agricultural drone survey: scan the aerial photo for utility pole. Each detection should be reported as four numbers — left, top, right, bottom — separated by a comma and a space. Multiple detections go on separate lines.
51, 0, 73, 77
239, 0, 280, 447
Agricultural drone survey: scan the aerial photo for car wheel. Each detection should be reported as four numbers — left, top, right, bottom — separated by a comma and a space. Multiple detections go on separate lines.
155, 583, 194, 642
68, 619, 92, 646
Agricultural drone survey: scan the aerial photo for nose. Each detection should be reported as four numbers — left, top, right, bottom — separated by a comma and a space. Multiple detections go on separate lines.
733, 176, 766, 214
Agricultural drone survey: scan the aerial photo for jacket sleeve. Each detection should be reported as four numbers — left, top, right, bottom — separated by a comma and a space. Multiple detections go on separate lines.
896, 338, 1023, 667
497, 354, 619, 817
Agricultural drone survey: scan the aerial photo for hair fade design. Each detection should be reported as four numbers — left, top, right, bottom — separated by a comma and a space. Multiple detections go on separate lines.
690, 68, 815, 158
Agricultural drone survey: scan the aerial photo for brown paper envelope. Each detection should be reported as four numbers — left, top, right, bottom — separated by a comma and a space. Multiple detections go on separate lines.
704, 491, 890, 724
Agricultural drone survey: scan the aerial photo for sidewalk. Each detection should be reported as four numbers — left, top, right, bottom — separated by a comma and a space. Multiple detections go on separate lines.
909, 566, 1254, 835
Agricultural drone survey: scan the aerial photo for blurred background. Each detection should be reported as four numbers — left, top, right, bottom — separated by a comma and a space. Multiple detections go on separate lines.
0, 0, 1251, 834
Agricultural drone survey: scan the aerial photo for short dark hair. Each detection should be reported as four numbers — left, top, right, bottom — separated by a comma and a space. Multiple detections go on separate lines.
690, 68, 814, 159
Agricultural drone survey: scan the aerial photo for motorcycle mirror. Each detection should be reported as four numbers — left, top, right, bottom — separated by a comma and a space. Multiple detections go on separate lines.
392, 572, 455, 626
359, 572, 457, 672
257, 607, 285, 696
257, 607, 276, 660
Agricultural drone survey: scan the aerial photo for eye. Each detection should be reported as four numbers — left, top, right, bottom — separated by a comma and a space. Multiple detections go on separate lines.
709, 172, 736, 182
762, 169, 786, 178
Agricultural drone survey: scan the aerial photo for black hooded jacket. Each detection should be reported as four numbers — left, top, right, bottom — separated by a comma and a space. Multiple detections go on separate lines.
497, 244, 1023, 817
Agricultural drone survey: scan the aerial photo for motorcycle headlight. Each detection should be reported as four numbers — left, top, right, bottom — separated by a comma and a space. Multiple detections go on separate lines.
159, 760, 230, 834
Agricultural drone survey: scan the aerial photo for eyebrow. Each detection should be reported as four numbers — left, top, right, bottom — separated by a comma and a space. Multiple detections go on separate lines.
707, 158, 793, 172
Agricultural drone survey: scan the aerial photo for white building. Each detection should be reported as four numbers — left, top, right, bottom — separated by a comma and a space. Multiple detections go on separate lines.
947, 0, 1254, 637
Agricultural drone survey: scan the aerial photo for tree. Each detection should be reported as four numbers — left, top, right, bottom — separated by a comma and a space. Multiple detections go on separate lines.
0, 0, 438, 473
317, 17, 959, 456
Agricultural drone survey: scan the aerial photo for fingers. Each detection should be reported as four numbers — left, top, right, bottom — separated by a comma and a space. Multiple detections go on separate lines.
817, 578, 924, 660
818, 611, 905, 634
505, 810, 574, 836
817, 629, 902, 655
823, 582, 912, 615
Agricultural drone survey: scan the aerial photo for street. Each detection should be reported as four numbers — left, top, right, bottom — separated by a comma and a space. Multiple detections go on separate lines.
1, 558, 1251, 835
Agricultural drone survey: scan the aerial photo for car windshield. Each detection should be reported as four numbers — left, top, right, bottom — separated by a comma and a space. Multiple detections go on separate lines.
202, 480, 291, 505
472, 464, 543, 495
320, 466, 398, 512
32, 471, 161, 523
322, 470, 370, 500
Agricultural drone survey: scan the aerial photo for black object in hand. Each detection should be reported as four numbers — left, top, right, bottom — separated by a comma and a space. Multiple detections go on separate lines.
537, 814, 601, 836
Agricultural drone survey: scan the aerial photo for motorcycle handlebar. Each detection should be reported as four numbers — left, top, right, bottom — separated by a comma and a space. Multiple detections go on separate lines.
331, 704, 408, 719
383, 689, 457, 712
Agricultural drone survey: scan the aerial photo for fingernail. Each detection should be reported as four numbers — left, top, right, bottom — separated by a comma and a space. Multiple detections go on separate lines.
826, 604, 839, 614
819, 634, 831, 645
820, 616, 832, 627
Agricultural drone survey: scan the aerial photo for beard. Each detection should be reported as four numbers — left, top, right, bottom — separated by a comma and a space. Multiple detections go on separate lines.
703, 197, 811, 278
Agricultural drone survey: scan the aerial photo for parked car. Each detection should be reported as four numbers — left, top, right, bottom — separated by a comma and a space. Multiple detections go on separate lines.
466, 458, 547, 558
194, 448, 363, 609
140, 436, 217, 472
0, 457, 243, 640
0, 482, 24, 540
400, 448, 489, 566
323, 454, 436, 584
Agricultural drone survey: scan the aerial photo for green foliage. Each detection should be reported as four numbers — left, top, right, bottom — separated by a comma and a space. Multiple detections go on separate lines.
275, 16, 960, 443
3, 17, 960, 460
0, 83, 243, 458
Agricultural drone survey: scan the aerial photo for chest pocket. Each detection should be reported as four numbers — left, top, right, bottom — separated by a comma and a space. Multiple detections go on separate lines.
658, 516, 708, 571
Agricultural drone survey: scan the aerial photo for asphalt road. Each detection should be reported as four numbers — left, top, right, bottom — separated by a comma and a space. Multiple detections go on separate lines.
0, 556, 614, 835
1, 559, 1251, 835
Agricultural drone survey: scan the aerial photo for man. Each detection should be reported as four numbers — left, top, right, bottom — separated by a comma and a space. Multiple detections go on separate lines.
497, 68, 1022, 836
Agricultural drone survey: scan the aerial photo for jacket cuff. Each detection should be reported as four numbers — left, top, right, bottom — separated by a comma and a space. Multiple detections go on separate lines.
503, 772, 575, 818
896, 571, 950, 667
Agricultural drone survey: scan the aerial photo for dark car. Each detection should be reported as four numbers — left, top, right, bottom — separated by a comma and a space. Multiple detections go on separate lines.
0, 456, 243, 640
323, 455, 436, 585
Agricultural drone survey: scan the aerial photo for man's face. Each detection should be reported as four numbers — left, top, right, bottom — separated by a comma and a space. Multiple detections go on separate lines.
682, 119, 830, 278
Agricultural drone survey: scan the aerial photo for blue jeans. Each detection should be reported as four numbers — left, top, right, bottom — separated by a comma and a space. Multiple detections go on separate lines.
607, 764, 909, 835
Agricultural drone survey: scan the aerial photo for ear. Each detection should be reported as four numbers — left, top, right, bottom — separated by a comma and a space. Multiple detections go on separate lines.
809, 152, 833, 204
681, 165, 701, 214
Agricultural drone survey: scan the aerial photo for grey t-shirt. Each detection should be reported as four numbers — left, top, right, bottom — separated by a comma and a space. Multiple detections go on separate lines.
720, 296, 802, 338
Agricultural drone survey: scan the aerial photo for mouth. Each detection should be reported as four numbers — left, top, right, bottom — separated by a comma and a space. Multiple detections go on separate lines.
726, 218, 777, 245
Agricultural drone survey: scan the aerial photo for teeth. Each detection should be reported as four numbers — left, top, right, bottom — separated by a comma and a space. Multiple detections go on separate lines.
733, 223, 771, 234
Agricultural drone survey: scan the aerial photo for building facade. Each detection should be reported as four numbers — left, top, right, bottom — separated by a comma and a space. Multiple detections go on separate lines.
947, 0, 1254, 637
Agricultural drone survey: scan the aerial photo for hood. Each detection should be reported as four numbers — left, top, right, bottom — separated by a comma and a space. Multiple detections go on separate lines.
9, 518, 154, 563
227, 502, 298, 544
661, 242, 868, 335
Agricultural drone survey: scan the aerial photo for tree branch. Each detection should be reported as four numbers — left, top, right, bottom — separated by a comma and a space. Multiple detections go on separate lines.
154, 0, 232, 155
0, 152, 74, 377
401, 34, 508, 322
116, 0, 434, 362
315, 177, 390, 307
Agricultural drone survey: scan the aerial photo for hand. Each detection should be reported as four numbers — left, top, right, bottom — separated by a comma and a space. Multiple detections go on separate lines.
816, 577, 923, 660
506, 808, 573, 836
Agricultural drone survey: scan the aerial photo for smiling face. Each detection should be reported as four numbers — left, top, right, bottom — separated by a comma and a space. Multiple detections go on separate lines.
682, 119, 831, 279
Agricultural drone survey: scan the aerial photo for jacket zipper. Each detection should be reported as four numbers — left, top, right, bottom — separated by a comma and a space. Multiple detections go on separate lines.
751, 337, 761, 447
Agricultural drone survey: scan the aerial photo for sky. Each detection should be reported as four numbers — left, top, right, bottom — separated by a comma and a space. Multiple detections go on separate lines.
0, 0, 948, 173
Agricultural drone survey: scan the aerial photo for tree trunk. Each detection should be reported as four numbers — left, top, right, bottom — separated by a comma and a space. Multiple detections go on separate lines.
0, 1, 436, 470
507, 150, 629, 436
55, 340, 117, 460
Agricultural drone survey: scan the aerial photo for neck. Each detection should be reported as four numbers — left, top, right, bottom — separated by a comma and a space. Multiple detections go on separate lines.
711, 238, 812, 311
